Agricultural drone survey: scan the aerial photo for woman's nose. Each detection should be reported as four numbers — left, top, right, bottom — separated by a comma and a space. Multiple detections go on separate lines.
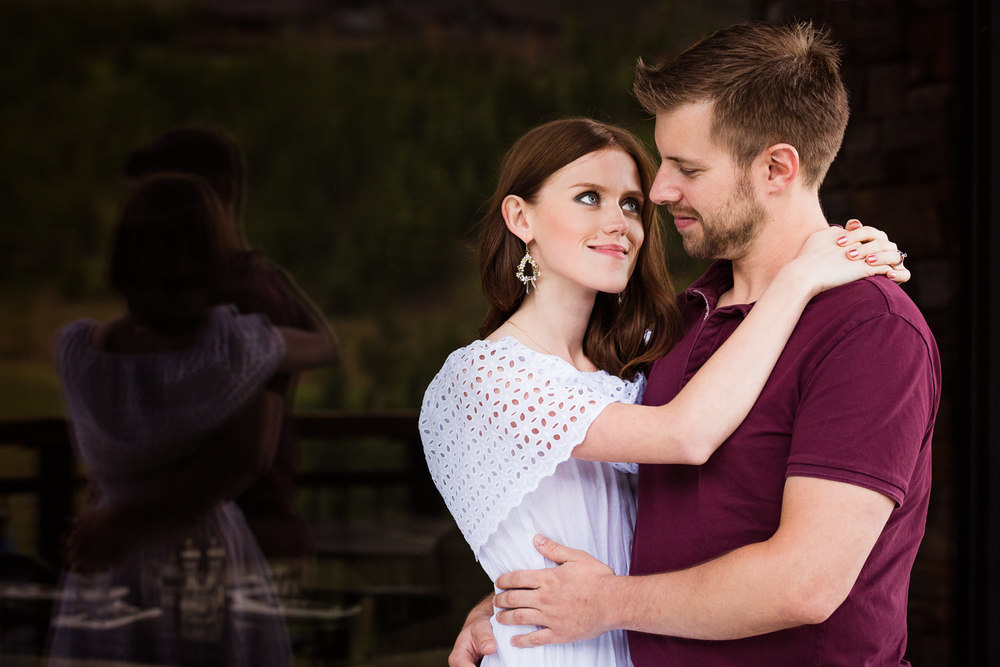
604, 210, 628, 236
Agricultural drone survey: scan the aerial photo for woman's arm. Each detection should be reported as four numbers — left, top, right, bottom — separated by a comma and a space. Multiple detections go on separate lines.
276, 325, 339, 372
574, 224, 903, 464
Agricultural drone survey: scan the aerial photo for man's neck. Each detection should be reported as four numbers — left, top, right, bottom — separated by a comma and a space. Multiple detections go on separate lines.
720, 196, 830, 307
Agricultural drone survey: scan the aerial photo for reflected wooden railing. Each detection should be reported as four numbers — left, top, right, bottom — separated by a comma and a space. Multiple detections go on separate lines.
0, 412, 435, 570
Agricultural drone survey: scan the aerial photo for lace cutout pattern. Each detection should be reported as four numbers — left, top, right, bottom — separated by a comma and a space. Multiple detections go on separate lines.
419, 337, 643, 557
57, 305, 285, 481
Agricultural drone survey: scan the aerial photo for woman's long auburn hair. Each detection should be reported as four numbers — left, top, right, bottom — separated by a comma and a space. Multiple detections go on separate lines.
478, 118, 683, 381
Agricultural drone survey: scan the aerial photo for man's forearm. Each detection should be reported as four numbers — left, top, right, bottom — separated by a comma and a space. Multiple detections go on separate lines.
605, 541, 811, 640
496, 477, 892, 647
601, 478, 892, 640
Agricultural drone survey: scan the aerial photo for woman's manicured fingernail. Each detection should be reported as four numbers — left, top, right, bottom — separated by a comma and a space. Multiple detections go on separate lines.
847, 248, 859, 258
866, 254, 878, 264
836, 236, 848, 246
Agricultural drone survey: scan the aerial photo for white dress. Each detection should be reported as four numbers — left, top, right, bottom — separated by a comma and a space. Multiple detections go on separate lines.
48, 305, 293, 666
420, 337, 643, 666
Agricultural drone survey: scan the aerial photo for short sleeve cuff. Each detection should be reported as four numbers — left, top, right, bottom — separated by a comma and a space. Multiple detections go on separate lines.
786, 462, 905, 507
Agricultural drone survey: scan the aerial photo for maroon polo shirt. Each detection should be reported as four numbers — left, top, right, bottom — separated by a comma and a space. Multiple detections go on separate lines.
222, 250, 319, 559
628, 261, 940, 666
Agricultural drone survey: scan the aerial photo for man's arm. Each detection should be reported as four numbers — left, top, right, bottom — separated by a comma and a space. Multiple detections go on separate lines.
493, 475, 893, 646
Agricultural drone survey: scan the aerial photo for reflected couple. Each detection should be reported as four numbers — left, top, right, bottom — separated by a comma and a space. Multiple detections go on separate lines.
48, 167, 335, 665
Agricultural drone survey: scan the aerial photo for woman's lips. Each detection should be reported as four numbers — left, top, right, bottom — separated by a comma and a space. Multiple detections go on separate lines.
589, 244, 628, 257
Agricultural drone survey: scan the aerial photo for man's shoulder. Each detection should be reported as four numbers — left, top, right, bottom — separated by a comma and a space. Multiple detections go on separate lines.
810, 276, 929, 328
800, 278, 938, 365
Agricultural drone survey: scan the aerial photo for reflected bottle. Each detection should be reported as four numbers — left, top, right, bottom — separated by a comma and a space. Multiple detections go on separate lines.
178, 536, 226, 642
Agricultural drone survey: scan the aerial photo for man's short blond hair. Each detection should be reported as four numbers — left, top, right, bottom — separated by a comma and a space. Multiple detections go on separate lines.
634, 21, 849, 187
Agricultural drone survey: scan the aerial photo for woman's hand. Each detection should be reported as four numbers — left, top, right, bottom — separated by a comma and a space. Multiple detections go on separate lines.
838, 219, 909, 283
787, 219, 909, 297
449, 595, 497, 666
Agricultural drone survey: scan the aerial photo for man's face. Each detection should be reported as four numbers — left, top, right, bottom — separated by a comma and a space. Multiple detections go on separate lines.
649, 102, 767, 260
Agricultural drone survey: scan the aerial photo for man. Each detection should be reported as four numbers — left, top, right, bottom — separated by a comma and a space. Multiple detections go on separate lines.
124, 127, 338, 564
452, 21, 939, 666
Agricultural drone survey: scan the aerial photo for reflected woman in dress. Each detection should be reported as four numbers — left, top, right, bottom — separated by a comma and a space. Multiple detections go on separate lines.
419, 118, 908, 666
47, 173, 335, 665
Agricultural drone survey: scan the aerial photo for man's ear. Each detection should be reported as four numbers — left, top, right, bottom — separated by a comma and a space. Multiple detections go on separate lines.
502, 194, 533, 244
763, 143, 799, 194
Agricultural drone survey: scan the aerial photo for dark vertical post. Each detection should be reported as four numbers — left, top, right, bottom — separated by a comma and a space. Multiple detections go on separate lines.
958, 1, 999, 664
406, 433, 441, 516
37, 421, 74, 571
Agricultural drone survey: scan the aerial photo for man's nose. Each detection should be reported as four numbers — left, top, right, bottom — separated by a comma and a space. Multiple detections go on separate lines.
650, 172, 682, 205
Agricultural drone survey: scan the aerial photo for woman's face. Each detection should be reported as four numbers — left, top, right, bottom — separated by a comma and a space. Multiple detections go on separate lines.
525, 148, 645, 297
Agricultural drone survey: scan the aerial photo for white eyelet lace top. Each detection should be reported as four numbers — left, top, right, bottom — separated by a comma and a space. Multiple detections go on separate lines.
420, 336, 644, 666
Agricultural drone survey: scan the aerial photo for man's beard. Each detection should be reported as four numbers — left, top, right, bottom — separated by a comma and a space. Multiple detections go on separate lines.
676, 174, 766, 260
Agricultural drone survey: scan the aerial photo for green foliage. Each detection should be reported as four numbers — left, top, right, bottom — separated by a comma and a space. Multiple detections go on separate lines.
0, 361, 62, 419
1, 0, 720, 410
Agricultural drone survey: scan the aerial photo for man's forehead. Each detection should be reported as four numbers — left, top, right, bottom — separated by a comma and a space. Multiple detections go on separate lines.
655, 102, 712, 134
654, 102, 724, 159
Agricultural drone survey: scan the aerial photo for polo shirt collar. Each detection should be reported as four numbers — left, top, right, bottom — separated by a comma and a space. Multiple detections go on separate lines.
682, 260, 755, 318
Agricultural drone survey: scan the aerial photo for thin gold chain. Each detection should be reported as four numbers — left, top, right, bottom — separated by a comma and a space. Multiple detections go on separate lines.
506, 319, 555, 357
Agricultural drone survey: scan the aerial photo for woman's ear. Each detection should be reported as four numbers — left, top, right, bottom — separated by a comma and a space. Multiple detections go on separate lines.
502, 194, 533, 244
763, 143, 800, 194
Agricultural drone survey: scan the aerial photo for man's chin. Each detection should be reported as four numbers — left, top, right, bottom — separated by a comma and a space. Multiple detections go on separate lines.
681, 237, 712, 260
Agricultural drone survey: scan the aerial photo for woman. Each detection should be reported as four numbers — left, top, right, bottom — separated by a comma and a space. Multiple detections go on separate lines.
47, 174, 335, 666
419, 118, 906, 665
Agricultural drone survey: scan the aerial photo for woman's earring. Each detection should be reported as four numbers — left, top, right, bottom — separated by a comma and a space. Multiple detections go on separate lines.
515, 251, 540, 294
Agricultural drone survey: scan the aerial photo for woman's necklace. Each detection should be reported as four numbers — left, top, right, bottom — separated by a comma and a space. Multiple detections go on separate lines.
506, 319, 556, 357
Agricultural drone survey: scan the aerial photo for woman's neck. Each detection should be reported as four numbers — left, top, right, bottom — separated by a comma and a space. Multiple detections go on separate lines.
492, 288, 597, 371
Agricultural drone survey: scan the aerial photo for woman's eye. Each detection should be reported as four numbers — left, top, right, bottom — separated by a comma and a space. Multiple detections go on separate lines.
622, 198, 641, 213
678, 166, 699, 177
576, 191, 599, 205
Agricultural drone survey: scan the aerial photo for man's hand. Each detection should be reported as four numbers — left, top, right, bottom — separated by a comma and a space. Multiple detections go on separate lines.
449, 595, 497, 667
493, 534, 617, 647
64, 507, 128, 572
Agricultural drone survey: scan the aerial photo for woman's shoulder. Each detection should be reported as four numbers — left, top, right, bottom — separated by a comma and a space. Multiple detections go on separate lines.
431, 336, 548, 384
59, 317, 102, 341
426, 336, 643, 401
56, 317, 105, 364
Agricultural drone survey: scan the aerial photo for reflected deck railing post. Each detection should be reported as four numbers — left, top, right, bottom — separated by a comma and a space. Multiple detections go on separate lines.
0, 412, 430, 571
0, 418, 74, 570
